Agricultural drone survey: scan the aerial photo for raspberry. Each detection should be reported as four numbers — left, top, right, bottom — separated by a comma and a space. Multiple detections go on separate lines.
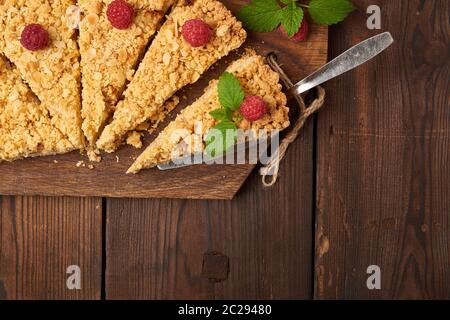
279, 19, 309, 42
239, 96, 267, 122
20, 24, 49, 51
107, 0, 135, 30
181, 19, 212, 47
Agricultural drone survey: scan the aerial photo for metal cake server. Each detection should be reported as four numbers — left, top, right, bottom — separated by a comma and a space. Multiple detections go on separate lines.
158, 32, 394, 171
291, 31, 393, 95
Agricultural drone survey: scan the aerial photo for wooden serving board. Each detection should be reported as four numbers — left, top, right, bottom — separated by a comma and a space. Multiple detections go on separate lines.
0, 0, 328, 200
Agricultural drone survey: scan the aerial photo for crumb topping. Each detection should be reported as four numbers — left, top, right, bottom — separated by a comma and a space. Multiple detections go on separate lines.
79, 0, 175, 146
0, 0, 84, 149
0, 55, 75, 161
97, 0, 246, 152
126, 131, 143, 149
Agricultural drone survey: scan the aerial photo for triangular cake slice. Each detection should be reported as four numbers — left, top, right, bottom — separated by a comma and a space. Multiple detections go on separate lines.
79, 0, 175, 148
127, 51, 290, 174
0, 55, 74, 161
0, 0, 84, 149
97, 0, 247, 153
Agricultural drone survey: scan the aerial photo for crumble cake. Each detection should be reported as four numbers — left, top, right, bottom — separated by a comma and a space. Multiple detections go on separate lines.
0, 0, 84, 149
0, 55, 75, 161
127, 51, 290, 174
79, 0, 175, 148
97, 0, 247, 153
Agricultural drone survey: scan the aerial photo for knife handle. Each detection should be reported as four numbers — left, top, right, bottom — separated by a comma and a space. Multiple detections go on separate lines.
291, 32, 394, 95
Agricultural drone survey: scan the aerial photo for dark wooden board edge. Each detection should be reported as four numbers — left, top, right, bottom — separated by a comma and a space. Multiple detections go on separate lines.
0, 160, 255, 200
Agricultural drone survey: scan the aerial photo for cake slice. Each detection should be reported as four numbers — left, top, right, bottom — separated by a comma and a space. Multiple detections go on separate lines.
0, 55, 75, 162
0, 0, 84, 149
79, 0, 175, 148
127, 51, 290, 174
97, 0, 247, 153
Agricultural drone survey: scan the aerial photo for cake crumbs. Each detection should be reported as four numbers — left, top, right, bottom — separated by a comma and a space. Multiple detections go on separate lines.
76, 160, 86, 168
87, 148, 102, 162
126, 131, 143, 149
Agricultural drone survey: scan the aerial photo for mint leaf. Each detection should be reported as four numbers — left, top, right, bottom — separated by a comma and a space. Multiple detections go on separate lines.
205, 120, 237, 157
308, 0, 356, 25
209, 108, 231, 121
280, 1, 304, 37
218, 72, 245, 111
207, 71, 245, 156
237, 0, 283, 33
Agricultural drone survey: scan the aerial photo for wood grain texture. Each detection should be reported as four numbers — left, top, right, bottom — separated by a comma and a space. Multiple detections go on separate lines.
0, 196, 102, 300
315, 0, 450, 299
105, 98, 316, 299
0, 0, 327, 200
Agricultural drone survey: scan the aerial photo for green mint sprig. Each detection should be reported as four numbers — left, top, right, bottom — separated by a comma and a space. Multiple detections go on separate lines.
205, 72, 244, 157
238, 0, 356, 37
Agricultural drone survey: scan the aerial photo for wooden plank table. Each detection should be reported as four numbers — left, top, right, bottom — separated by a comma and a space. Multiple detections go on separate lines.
0, 0, 449, 300
315, 0, 450, 299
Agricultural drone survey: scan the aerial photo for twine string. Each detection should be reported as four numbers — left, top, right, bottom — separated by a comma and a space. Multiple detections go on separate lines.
262, 54, 326, 187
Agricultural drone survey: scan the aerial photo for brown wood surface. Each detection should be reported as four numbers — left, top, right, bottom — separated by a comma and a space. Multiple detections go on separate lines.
105, 123, 315, 299
315, 0, 450, 299
102, 1, 324, 298
0, 196, 102, 299
1, 0, 449, 301
0, 0, 328, 200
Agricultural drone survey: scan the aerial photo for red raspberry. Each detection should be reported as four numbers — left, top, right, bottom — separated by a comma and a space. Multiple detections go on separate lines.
279, 19, 309, 42
181, 19, 212, 47
239, 96, 267, 122
107, 0, 135, 30
20, 24, 49, 51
